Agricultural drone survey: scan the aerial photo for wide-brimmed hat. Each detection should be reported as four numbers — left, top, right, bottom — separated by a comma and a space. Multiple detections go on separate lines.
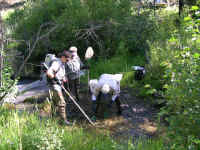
58, 50, 72, 58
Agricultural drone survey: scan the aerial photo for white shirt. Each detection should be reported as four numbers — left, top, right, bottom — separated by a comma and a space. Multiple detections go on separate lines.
90, 74, 122, 101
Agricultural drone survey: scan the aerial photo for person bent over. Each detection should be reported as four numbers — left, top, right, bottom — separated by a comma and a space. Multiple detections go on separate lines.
89, 74, 123, 118
46, 51, 72, 125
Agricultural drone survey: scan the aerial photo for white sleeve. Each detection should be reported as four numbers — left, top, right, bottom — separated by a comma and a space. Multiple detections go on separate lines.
111, 81, 120, 101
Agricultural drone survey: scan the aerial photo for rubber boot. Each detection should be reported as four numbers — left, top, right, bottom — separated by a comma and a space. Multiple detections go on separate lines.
91, 101, 98, 122
58, 103, 72, 126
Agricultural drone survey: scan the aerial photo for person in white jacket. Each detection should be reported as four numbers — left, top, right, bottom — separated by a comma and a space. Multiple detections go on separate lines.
89, 74, 123, 117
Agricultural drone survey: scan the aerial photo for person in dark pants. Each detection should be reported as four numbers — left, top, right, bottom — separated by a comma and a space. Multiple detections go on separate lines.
64, 46, 82, 101
89, 74, 123, 119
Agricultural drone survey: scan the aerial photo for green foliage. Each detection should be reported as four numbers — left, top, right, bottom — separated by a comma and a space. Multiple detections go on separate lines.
131, 138, 166, 150
163, 11, 200, 149
5, 0, 157, 66
0, 107, 166, 150
0, 107, 116, 150
0, 56, 17, 99
6, 0, 134, 62
84, 42, 146, 87
125, 12, 179, 98
144, 5, 200, 150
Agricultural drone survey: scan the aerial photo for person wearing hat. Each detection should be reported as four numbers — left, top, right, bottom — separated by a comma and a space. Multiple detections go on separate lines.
46, 51, 73, 125
89, 74, 123, 119
65, 46, 83, 101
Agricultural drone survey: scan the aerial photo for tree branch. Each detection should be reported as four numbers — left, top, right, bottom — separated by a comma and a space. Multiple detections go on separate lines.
14, 22, 59, 78
0, 22, 60, 103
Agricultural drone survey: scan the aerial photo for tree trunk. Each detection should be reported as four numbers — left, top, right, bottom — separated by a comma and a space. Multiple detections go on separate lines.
179, 0, 184, 16
0, 13, 3, 87
154, 0, 156, 16
137, 1, 142, 16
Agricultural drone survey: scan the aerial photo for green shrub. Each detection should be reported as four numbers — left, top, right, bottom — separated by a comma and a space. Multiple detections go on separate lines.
0, 107, 167, 150
0, 108, 118, 150
6, 0, 133, 62
5, 0, 158, 68
147, 6, 200, 150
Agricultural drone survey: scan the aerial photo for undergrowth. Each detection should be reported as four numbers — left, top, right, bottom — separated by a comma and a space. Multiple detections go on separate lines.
0, 107, 166, 150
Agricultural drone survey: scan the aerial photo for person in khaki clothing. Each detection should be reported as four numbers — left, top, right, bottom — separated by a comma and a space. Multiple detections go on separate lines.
46, 51, 72, 125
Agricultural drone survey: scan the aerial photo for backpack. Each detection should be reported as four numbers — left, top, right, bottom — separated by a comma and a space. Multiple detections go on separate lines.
132, 66, 145, 80
41, 54, 60, 84
43, 54, 58, 71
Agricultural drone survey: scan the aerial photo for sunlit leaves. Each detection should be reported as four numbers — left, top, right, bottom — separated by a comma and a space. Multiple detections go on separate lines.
184, 16, 192, 22
191, 6, 199, 11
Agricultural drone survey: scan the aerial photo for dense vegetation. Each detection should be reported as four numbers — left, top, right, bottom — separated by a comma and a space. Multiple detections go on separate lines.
1, 0, 200, 149
0, 106, 165, 150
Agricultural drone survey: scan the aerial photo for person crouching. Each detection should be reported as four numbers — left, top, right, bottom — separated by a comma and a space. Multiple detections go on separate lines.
89, 74, 123, 118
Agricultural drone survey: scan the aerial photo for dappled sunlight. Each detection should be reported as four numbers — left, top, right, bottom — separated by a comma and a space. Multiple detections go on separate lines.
139, 118, 157, 134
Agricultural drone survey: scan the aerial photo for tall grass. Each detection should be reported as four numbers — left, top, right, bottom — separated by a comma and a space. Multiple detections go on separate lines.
0, 107, 166, 150
131, 138, 166, 150
0, 107, 117, 150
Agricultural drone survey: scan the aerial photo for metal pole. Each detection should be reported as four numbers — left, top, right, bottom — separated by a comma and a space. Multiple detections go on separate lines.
61, 84, 95, 126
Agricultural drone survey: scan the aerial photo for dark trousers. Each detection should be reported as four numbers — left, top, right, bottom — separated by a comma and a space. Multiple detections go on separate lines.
93, 92, 121, 115
66, 78, 80, 101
